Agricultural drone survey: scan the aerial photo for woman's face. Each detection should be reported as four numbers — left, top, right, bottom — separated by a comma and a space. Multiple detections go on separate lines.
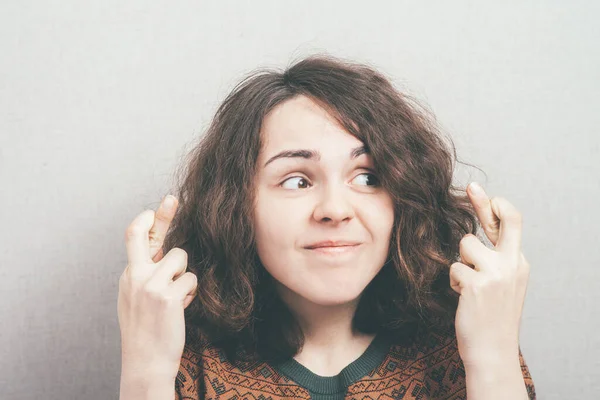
253, 95, 395, 308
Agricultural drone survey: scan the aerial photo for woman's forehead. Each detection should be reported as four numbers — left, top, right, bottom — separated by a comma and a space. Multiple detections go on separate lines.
259, 97, 364, 163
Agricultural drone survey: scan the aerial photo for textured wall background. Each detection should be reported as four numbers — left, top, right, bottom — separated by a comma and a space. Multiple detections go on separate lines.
1, 1, 598, 398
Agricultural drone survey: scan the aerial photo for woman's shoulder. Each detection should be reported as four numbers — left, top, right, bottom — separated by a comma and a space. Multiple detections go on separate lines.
382, 323, 535, 400
175, 325, 215, 399
176, 325, 309, 400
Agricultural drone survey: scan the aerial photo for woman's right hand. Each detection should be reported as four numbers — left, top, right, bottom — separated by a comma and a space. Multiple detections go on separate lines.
117, 195, 198, 379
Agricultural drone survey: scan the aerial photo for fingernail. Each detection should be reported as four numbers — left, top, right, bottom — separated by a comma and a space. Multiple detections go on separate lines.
470, 182, 484, 196
163, 195, 175, 210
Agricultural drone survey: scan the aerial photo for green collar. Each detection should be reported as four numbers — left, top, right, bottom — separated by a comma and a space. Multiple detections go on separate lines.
272, 333, 392, 397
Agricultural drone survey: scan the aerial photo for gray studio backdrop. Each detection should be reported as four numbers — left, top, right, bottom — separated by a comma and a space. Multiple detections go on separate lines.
1, 1, 598, 399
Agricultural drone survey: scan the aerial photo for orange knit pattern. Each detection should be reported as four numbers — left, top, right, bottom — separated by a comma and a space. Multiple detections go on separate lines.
175, 325, 535, 400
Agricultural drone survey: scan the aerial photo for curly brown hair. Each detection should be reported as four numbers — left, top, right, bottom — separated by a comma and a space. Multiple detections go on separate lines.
161, 53, 484, 365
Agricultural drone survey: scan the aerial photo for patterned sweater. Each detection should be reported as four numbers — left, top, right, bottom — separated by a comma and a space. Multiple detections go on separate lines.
175, 324, 536, 400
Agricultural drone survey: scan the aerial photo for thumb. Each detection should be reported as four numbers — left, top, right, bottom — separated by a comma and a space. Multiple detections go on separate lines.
449, 262, 476, 294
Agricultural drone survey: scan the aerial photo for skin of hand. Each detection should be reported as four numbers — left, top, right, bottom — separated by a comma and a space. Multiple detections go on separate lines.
449, 182, 531, 369
118, 195, 198, 378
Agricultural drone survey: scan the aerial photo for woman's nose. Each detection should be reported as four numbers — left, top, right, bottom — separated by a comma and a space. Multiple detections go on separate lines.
312, 184, 355, 223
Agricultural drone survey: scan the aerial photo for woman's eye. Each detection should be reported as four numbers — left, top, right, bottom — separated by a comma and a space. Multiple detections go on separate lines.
281, 177, 310, 189
280, 173, 380, 189
352, 173, 380, 187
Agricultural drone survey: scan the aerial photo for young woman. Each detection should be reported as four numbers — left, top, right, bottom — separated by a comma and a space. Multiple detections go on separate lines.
118, 54, 536, 399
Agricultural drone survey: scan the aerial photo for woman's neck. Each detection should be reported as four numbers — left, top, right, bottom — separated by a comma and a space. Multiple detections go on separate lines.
276, 284, 377, 376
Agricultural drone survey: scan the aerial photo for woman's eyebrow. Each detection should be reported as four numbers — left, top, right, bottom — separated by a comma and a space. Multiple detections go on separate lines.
263, 145, 368, 168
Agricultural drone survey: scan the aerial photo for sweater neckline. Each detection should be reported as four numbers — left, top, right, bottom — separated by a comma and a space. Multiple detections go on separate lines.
271, 333, 392, 395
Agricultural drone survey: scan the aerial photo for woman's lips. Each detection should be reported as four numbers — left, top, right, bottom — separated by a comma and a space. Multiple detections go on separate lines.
307, 244, 361, 256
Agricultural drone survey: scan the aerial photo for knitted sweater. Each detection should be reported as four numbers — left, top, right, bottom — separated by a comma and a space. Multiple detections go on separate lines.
175, 324, 536, 400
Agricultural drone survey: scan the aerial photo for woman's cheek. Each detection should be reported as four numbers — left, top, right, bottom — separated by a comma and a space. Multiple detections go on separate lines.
258, 201, 295, 240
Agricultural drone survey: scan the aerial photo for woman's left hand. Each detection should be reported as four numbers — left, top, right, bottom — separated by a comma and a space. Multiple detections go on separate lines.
449, 182, 531, 369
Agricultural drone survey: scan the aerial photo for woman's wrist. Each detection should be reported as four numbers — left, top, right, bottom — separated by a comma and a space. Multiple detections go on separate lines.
120, 351, 180, 378
120, 366, 177, 400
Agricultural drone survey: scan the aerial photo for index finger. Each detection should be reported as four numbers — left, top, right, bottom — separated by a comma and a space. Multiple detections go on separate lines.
491, 196, 523, 255
124, 209, 155, 265
149, 195, 178, 261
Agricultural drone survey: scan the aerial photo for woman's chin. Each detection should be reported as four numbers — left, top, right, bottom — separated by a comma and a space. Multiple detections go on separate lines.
274, 279, 367, 308
300, 289, 364, 307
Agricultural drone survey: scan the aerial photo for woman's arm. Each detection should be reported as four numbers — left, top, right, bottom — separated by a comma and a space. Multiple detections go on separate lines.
464, 347, 536, 400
